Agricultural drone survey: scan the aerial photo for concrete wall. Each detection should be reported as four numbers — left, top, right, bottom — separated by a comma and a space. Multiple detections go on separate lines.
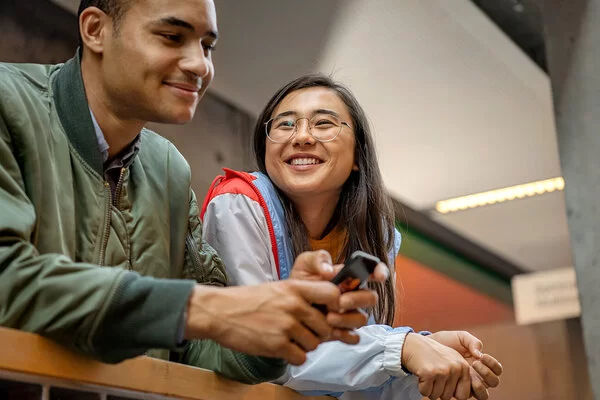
0, 0, 78, 64
541, 0, 600, 396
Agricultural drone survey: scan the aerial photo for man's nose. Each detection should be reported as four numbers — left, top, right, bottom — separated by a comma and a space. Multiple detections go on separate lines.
181, 45, 212, 81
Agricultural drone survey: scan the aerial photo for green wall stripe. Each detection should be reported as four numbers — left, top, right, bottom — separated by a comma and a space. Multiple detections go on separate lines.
396, 222, 513, 306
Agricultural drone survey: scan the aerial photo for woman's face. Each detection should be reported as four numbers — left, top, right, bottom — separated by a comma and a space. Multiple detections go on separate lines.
265, 87, 357, 201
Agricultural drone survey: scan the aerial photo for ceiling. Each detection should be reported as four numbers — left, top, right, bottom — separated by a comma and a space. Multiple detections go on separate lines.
471, 0, 547, 72
49, 0, 572, 272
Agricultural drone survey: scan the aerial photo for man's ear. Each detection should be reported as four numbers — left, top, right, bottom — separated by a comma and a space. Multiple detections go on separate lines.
79, 7, 111, 54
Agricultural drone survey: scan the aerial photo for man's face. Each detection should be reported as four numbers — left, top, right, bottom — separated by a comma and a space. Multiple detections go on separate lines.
100, 0, 217, 124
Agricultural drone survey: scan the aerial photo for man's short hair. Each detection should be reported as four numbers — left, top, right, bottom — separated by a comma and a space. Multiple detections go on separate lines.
77, 0, 131, 47
78, 0, 130, 33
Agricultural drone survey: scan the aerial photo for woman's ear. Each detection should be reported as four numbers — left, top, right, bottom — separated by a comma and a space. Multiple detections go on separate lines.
352, 163, 359, 171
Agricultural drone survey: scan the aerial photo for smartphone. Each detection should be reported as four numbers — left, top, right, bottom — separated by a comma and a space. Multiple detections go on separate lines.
313, 251, 380, 314
330, 250, 381, 293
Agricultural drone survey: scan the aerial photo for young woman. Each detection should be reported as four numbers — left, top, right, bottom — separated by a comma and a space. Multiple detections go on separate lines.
201, 75, 502, 400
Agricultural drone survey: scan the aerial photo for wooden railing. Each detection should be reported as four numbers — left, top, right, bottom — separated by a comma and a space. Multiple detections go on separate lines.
0, 327, 328, 399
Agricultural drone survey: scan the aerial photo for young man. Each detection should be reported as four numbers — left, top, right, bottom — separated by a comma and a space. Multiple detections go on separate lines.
0, 0, 381, 384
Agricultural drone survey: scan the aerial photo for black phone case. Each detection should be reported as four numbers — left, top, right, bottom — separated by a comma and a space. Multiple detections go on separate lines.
330, 250, 380, 293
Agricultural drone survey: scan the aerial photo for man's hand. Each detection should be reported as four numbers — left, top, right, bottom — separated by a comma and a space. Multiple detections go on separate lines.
288, 250, 386, 343
428, 331, 503, 400
184, 279, 343, 365
401, 333, 472, 400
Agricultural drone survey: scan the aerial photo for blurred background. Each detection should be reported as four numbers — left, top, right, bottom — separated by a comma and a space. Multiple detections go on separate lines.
1, 0, 593, 398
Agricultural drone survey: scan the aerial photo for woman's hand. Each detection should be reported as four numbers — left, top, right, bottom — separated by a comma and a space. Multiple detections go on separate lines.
401, 333, 472, 400
289, 249, 390, 283
428, 331, 503, 399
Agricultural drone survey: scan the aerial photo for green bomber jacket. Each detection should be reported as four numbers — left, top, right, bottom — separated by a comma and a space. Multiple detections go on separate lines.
0, 52, 285, 384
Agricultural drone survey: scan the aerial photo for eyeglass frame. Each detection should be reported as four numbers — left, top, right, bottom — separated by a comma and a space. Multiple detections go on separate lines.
264, 115, 352, 143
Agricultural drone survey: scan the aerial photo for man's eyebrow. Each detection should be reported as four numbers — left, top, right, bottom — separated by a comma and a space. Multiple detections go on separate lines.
157, 17, 219, 39
158, 17, 195, 31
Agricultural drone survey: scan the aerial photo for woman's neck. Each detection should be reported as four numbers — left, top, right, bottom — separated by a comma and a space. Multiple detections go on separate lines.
289, 191, 341, 240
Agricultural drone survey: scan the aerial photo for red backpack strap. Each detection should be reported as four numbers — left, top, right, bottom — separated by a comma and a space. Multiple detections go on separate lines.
200, 173, 225, 220
201, 168, 261, 220
200, 168, 281, 279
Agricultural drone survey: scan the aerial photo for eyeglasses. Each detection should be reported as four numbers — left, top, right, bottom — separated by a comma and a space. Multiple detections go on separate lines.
264, 114, 351, 143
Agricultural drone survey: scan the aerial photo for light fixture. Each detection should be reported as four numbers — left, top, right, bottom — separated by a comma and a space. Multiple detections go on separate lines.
435, 177, 565, 214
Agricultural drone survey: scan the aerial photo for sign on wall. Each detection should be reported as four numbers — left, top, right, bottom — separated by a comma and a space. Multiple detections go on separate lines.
512, 267, 581, 325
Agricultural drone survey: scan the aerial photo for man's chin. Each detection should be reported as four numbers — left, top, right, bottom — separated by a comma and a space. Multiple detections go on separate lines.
152, 109, 196, 125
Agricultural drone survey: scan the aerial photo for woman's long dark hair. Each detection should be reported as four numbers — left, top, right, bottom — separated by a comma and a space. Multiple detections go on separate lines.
253, 75, 397, 325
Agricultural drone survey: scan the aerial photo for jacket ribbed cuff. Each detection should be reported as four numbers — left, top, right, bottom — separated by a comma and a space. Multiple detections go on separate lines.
383, 327, 414, 377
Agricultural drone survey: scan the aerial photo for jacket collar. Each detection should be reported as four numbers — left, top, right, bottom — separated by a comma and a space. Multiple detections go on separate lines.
52, 49, 104, 176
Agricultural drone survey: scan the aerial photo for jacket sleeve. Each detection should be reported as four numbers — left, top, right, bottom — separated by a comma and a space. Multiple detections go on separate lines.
202, 191, 419, 394
179, 190, 287, 384
333, 375, 424, 400
0, 105, 195, 364
180, 340, 287, 384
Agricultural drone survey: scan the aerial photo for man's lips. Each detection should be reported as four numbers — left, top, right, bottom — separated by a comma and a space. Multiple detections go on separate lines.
164, 82, 202, 93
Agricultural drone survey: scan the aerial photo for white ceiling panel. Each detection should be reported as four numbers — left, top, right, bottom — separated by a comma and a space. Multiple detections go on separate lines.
432, 191, 573, 271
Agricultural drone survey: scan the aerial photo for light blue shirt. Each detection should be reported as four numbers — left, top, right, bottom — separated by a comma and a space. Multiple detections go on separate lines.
89, 108, 109, 164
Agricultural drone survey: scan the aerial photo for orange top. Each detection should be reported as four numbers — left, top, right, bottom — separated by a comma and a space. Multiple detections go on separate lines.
309, 226, 347, 263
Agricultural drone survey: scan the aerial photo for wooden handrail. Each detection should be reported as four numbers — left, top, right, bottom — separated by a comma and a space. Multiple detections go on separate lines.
0, 327, 328, 399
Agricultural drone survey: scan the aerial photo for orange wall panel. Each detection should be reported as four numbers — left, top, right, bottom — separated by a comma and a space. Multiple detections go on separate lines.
394, 255, 514, 332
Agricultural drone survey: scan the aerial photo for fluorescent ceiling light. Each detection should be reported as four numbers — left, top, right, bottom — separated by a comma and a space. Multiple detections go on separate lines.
436, 177, 565, 214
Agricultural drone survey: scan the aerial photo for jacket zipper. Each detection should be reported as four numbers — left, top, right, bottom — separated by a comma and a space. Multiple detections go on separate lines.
98, 181, 112, 266
98, 168, 125, 266
114, 168, 125, 208
186, 232, 204, 281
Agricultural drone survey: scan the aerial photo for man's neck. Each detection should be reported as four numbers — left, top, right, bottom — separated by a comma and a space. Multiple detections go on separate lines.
81, 54, 145, 158
289, 191, 341, 240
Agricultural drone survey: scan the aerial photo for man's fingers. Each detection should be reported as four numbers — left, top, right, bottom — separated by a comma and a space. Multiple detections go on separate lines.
297, 302, 333, 340
328, 328, 360, 345
292, 280, 340, 306
481, 353, 503, 376
326, 310, 368, 330
338, 290, 378, 311
290, 323, 322, 353
280, 342, 308, 366
473, 360, 500, 388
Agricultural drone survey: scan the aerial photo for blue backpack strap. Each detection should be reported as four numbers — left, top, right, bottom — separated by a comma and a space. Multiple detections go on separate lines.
387, 228, 402, 266
251, 172, 295, 279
